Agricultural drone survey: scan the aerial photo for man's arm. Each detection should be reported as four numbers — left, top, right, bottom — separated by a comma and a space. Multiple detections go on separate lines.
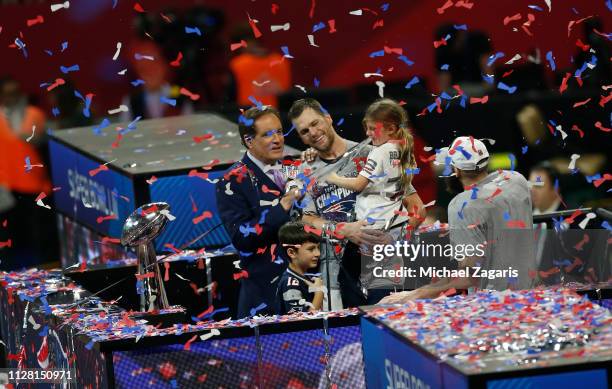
308, 277, 324, 312
215, 178, 291, 253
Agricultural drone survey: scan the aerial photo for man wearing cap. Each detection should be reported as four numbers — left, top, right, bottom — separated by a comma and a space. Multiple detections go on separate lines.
380, 136, 536, 302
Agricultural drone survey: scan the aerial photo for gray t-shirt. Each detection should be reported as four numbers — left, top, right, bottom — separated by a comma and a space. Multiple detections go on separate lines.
447, 170, 536, 290
301, 141, 371, 293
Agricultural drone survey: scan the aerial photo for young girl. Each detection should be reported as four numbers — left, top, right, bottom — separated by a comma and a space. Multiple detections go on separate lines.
326, 98, 423, 232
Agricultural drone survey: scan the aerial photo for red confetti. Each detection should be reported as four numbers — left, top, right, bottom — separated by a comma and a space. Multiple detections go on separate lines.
196, 305, 214, 319
384, 46, 403, 55
233, 270, 249, 280
437, 0, 454, 14
503, 13, 521, 26
575, 38, 590, 51
192, 211, 213, 225
506, 220, 526, 228
455, 0, 473, 9
96, 214, 118, 223
46, 78, 65, 92
179, 87, 200, 101
184, 335, 198, 351
202, 159, 221, 170
102, 237, 121, 244
248, 15, 262, 38
328, 19, 337, 33
502, 70, 514, 78
26, 15, 44, 27
599, 92, 612, 107
572, 98, 591, 108
169, 51, 183, 67
433, 37, 448, 48
0, 239, 12, 248
559, 73, 571, 94
262, 185, 280, 196
133, 3, 145, 13
146, 175, 157, 185
372, 19, 384, 30
188, 169, 209, 180
271, 3, 279, 14
157, 362, 176, 380
89, 164, 109, 177
470, 95, 489, 104
593, 174, 611, 188
135, 272, 154, 280
164, 262, 170, 281
164, 243, 181, 254
308, 0, 316, 19
304, 224, 322, 236
230, 40, 247, 51
595, 121, 611, 133
193, 134, 214, 143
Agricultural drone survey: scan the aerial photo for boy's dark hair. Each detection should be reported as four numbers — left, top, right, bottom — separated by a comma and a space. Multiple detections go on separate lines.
278, 221, 321, 259
288, 98, 328, 121
238, 106, 282, 147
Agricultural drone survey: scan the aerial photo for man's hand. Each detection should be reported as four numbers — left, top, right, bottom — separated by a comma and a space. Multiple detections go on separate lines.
312, 277, 323, 288
378, 289, 423, 304
301, 147, 318, 163
280, 188, 304, 211
337, 221, 393, 246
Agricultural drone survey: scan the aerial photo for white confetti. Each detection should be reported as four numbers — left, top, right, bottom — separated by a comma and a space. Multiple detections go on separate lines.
50, 1, 69, 12
160, 209, 176, 221
578, 213, 596, 229
260, 199, 279, 207
294, 84, 307, 93
253, 80, 271, 87
112, 42, 122, 61
544, 0, 552, 12
26, 125, 36, 142
224, 182, 233, 196
108, 105, 129, 115
568, 154, 580, 171
200, 329, 221, 341
28, 315, 41, 330
349, 9, 363, 16
270, 23, 290, 32
307, 34, 319, 47
505, 54, 522, 65
364, 73, 384, 78
375, 80, 385, 97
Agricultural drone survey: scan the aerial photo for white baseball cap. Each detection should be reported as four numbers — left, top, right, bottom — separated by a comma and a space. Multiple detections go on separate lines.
435, 136, 490, 172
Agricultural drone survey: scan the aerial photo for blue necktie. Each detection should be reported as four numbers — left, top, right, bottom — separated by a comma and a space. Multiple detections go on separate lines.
271, 168, 285, 190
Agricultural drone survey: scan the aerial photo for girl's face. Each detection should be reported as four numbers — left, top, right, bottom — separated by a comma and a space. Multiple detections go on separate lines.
364, 119, 393, 146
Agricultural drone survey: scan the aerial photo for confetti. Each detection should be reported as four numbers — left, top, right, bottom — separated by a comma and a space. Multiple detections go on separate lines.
50, 1, 70, 12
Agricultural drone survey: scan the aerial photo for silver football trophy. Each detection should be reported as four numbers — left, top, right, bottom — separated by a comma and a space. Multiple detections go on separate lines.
121, 202, 171, 312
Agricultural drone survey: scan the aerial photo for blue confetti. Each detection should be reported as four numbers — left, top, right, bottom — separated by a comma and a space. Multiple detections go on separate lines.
442, 156, 452, 176
44, 49, 53, 56
470, 186, 479, 199
405, 168, 420, 175
38, 325, 49, 337
239, 224, 258, 237
250, 302, 267, 316
60, 64, 80, 74
574, 62, 588, 78
459, 95, 467, 108
281, 46, 292, 57
528, 5, 544, 11
369, 50, 385, 58
508, 153, 516, 171
381, 3, 390, 11
52, 107, 60, 117
397, 55, 414, 66
247, 95, 263, 108
455, 145, 472, 160
454, 24, 468, 30
93, 118, 110, 135
487, 52, 505, 67
426, 101, 437, 112
258, 209, 269, 225
458, 201, 467, 220
60, 41, 68, 52
312, 22, 326, 33
336, 118, 345, 126
160, 96, 177, 106
482, 74, 495, 85
607, 0, 612, 11
503, 211, 511, 221
602, 221, 612, 231
239, 114, 254, 127
83, 94, 93, 118
405, 76, 420, 89
131, 79, 145, 87
497, 81, 517, 94
440, 91, 452, 100
440, 64, 449, 70
185, 26, 202, 36
85, 340, 94, 350
112, 0, 118, 9
545, 51, 556, 71
24, 156, 32, 172
239, 250, 253, 257
15, 38, 28, 58
521, 146, 528, 154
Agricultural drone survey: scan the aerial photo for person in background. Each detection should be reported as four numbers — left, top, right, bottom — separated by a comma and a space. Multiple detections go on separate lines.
229, 23, 291, 107
381, 137, 536, 303
215, 105, 302, 318
529, 162, 562, 215
275, 221, 324, 314
0, 77, 55, 269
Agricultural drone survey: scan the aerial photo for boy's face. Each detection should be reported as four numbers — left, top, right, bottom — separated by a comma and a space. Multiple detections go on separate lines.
289, 241, 320, 270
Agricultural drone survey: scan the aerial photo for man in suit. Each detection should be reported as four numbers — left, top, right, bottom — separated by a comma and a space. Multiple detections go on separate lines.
216, 106, 302, 318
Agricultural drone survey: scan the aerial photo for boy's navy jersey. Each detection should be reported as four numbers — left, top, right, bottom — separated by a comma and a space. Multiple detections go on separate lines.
275, 268, 315, 315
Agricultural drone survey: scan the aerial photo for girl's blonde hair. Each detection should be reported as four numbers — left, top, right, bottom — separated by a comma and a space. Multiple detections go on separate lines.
362, 98, 417, 191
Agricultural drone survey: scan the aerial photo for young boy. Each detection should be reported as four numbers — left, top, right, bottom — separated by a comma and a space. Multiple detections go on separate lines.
275, 221, 325, 314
